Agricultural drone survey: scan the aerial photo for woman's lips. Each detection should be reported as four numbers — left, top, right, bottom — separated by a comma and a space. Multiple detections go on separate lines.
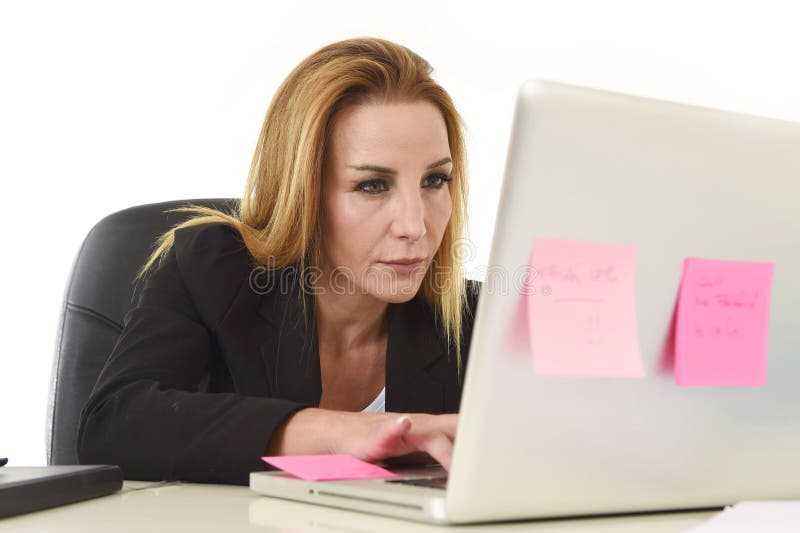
379, 260, 425, 274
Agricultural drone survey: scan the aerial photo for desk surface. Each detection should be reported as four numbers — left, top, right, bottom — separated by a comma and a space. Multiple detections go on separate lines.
0, 481, 717, 532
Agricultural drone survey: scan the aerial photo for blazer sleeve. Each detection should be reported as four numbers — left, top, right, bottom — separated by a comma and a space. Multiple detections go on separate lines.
76, 224, 308, 485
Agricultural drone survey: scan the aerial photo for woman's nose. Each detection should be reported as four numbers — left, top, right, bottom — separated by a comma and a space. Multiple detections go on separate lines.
391, 189, 426, 242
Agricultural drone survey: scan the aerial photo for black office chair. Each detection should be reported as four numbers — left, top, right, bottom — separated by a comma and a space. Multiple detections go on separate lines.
46, 198, 238, 465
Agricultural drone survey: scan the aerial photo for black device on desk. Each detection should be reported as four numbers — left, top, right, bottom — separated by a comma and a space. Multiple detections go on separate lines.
0, 465, 123, 518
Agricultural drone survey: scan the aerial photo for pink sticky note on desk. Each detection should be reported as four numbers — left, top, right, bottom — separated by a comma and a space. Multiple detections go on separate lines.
527, 238, 644, 377
675, 258, 774, 386
261, 454, 399, 481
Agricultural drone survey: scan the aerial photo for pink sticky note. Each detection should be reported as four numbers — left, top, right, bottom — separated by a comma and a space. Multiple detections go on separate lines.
527, 238, 644, 377
674, 258, 774, 386
261, 454, 399, 481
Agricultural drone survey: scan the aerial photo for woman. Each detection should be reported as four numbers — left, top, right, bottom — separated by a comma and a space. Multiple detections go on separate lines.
77, 37, 480, 485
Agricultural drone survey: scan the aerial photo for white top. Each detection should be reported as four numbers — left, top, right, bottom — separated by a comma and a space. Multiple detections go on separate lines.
360, 387, 386, 413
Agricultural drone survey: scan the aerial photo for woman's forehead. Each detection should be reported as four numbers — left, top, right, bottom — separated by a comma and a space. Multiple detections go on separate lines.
328, 101, 450, 163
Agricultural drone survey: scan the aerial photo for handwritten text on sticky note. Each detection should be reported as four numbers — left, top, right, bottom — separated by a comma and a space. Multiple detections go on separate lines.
261, 454, 399, 481
675, 258, 774, 386
527, 239, 644, 377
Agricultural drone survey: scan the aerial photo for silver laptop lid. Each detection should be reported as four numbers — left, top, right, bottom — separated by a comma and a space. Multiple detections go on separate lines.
447, 80, 800, 523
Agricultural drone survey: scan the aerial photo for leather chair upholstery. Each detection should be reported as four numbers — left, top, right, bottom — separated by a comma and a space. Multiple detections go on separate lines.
47, 198, 237, 465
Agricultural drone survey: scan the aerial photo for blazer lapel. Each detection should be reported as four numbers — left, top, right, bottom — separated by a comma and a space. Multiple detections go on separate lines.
257, 277, 322, 406
213, 271, 274, 396
385, 294, 447, 414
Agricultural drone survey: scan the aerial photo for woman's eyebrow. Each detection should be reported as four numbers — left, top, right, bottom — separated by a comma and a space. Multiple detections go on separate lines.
347, 157, 452, 175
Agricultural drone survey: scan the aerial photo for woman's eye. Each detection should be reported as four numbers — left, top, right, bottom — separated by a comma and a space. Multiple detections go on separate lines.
356, 179, 388, 195
356, 174, 451, 194
423, 173, 452, 189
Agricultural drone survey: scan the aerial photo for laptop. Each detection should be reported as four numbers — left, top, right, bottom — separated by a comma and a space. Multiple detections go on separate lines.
250, 79, 800, 524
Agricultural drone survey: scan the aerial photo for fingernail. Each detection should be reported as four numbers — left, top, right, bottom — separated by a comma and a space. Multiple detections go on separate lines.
396, 415, 411, 425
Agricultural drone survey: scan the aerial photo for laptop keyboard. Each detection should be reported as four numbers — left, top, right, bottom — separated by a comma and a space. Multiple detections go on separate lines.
385, 476, 448, 490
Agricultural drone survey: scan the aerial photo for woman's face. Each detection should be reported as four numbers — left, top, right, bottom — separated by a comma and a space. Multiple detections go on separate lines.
319, 99, 453, 303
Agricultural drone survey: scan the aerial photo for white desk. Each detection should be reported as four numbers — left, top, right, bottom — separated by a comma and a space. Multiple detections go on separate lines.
0, 481, 718, 532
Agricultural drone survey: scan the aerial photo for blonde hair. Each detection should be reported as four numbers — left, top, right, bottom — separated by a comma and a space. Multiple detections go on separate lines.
139, 37, 471, 369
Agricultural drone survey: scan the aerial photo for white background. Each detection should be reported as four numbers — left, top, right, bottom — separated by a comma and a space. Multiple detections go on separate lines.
1, 0, 799, 466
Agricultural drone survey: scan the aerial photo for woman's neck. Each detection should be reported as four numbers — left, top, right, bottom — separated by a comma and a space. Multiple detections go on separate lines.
313, 280, 389, 355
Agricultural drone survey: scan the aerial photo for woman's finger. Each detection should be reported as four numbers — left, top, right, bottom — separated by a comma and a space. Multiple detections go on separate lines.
433, 414, 459, 440
365, 415, 412, 457
418, 432, 454, 471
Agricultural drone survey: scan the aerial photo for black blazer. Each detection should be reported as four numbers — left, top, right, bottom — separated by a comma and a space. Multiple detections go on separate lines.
77, 223, 480, 485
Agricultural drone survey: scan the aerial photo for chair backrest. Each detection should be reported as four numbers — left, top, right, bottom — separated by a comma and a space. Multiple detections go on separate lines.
47, 198, 237, 465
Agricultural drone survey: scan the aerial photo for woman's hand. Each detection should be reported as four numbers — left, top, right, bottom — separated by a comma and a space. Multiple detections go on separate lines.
332, 412, 459, 470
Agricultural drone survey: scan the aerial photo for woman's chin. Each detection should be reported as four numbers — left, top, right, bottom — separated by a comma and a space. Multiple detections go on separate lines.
368, 281, 423, 304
